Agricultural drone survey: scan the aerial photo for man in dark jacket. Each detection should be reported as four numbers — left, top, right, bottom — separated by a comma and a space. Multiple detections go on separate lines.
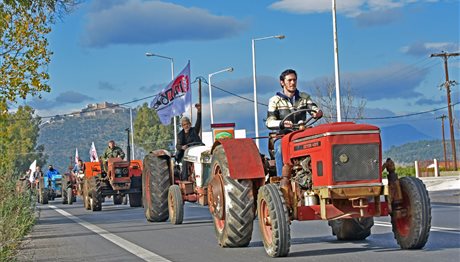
101, 140, 125, 172
175, 104, 202, 180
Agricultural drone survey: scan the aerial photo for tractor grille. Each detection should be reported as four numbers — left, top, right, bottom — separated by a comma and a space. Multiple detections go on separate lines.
332, 143, 379, 182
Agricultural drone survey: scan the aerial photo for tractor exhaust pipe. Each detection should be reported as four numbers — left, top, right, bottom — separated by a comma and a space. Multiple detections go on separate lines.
125, 128, 131, 162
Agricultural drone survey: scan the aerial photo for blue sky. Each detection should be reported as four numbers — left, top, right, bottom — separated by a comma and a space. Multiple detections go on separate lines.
26, 0, 459, 147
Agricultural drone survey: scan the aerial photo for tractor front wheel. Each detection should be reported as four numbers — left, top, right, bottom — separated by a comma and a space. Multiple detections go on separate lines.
257, 184, 290, 257
208, 145, 254, 247
129, 193, 142, 207
143, 154, 170, 222
61, 181, 68, 204
168, 185, 184, 225
328, 217, 374, 241
114, 194, 123, 205
67, 187, 73, 205
391, 176, 431, 249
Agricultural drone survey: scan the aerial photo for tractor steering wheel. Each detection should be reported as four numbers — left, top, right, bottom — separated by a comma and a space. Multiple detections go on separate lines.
279, 108, 320, 131
184, 141, 205, 148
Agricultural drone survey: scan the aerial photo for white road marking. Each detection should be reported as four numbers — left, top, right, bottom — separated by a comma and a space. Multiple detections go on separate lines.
374, 221, 460, 234
48, 205, 171, 262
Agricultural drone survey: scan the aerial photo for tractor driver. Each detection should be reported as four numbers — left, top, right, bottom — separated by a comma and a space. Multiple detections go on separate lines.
175, 103, 202, 180
265, 69, 323, 177
101, 140, 125, 172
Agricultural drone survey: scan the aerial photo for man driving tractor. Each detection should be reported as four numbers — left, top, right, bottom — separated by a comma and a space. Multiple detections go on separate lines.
101, 140, 125, 172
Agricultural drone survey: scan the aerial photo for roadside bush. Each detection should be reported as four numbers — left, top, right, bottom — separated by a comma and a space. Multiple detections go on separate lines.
0, 177, 36, 261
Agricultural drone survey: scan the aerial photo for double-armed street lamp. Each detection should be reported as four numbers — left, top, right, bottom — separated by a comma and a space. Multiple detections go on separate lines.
145, 52, 178, 146
252, 34, 285, 148
208, 67, 234, 124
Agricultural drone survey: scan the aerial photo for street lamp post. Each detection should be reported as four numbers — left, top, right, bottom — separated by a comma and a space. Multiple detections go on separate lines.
252, 34, 285, 148
208, 67, 234, 124
332, 0, 342, 122
145, 52, 177, 146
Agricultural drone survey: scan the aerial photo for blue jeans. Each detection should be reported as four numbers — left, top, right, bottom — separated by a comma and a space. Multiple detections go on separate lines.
274, 139, 283, 177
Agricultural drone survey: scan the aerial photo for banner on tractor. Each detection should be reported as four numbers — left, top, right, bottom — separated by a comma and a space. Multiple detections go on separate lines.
90, 142, 99, 162
150, 61, 191, 125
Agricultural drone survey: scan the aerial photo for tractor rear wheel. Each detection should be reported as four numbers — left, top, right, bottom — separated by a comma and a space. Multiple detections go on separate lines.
391, 176, 431, 249
83, 180, 90, 210
62, 181, 68, 204
39, 189, 49, 204
328, 217, 374, 241
168, 185, 184, 225
67, 187, 73, 205
90, 177, 102, 211
114, 194, 123, 205
129, 193, 142, 207
209, 145, 254, 247
143, 154, 171, 222
257, 184, 290, 257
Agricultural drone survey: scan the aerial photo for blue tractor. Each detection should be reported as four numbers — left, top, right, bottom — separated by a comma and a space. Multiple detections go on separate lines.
44, 167, 62, 200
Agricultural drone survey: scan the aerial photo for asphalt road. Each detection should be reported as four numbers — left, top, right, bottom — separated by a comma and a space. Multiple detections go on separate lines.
18, 194, 460, 262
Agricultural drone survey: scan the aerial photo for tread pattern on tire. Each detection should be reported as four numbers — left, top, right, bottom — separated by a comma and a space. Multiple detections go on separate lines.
391, 176, 431, 249
258, 184, 290, 257
211, 145, 254, 248
168, 184, 184, 225
143, 154, 170, 222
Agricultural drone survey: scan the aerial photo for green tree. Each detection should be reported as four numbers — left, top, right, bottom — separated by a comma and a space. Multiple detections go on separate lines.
134, 103, 174, 153
0, 0, 79, 113
0, 105, 46, 176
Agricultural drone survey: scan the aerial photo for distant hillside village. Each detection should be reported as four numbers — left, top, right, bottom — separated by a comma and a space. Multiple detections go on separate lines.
50, 102, 130, 122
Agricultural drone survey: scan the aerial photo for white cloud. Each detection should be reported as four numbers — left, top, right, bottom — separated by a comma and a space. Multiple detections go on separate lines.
269, 0, 439, 17
81, 0, 247, 48
401, 42, 459, 56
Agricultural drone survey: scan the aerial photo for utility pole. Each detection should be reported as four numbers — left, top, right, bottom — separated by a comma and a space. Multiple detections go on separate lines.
436, 115, 448, 170
431, 52, 459, 171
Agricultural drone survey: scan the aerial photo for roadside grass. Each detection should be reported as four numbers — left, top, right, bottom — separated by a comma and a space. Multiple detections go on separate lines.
0, 177, 36, 261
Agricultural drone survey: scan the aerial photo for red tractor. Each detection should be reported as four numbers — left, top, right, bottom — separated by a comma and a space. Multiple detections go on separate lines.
206, 109, 431, 257
82, 158, 143, 211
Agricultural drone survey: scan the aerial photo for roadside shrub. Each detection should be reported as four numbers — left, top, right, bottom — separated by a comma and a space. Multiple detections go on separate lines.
0, 177, 36, 261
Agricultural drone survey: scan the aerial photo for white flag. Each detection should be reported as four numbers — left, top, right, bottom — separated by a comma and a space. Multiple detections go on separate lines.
75, 148, 79, 164
150, 61, 191, 125
28, 160, 37, 183
90, 142, 99, 162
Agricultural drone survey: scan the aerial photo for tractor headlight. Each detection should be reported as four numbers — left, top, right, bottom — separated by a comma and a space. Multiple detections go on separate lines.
123, 168, 129, 175
339, 153, 349, 164
115, 168, 122, 176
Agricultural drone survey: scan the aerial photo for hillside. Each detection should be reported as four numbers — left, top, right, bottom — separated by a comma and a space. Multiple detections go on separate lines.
383, 139, 460, 164
38, 111, 134, 173
380, 124, 433, 150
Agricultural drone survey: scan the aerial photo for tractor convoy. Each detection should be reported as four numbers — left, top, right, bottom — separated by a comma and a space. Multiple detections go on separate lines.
32, 110, 432, 258
141, 109, 432, 257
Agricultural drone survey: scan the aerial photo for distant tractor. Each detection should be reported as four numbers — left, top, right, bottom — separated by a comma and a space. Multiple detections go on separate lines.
81, 158, 143, 211
142, 142, 212, 224
44, 172, 62, 200
204, 110, 431, 257
61, 171, 77, 205
35, 176, 50, 204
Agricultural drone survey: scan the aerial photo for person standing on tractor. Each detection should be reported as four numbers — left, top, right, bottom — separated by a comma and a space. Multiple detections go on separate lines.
72, 159, 85, 177
265, 69, 323, 177
175, 103, 202, 180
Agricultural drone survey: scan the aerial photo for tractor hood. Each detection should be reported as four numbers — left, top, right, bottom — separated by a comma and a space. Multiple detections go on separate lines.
288, 122, 380, 142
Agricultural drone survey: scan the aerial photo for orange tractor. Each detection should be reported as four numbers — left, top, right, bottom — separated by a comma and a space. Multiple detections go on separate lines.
203, 109, 431, 257
81, 158, 143, 211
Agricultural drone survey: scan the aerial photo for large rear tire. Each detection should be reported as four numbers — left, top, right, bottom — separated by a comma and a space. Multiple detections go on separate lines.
328, 217, 374, 241
391, 176, 431, 249
67, 187, 73, 205
114, 194, 123, 205
168, 185, 184, 225
90, 177, 102, 211
129, 193, 142, 207
61, 181, 68, 204
257, 184, 290, 257
209, 145, 254, 247
143, 154, 171, 222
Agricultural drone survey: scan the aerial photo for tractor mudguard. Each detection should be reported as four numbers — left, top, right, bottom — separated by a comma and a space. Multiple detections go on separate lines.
212, 138, 265, 180
149, 149, 172, 158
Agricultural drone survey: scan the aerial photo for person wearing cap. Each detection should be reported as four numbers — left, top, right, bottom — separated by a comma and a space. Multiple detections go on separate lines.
175, 104, 202, 180
266, 69, 323, 177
